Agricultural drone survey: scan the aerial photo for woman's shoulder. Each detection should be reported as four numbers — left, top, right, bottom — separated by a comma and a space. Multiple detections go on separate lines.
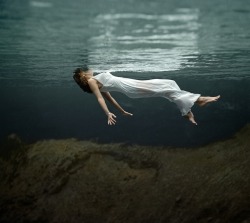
97, 71, 112, 75
92, 72, 113, 84
94, 72, 113, 78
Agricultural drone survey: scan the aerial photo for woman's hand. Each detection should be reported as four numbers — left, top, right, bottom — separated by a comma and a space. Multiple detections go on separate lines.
122, 111, 133, 116
107, 111, 132, 125
107, 112, 117, 125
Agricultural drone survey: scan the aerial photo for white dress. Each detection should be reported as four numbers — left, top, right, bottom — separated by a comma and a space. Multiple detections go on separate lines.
93, 72, 200, 116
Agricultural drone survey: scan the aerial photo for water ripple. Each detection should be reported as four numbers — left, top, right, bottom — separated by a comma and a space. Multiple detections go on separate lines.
89, 10, 200, 72
0, 1, 250, 86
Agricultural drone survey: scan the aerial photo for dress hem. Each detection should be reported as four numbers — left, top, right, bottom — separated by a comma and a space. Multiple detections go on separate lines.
181, 94, 201, 116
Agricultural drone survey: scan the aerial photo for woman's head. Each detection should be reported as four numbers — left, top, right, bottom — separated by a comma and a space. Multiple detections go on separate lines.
73, 66, 93, 93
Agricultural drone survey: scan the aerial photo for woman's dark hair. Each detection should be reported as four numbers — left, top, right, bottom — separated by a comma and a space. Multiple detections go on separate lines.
73, 66, 92, 93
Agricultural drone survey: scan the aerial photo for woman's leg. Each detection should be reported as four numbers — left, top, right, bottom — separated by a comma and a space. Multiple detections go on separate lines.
185, 111, 197, 125
184, 95, 220, 125
196, 95, 220, 106
162, 80, 220, 125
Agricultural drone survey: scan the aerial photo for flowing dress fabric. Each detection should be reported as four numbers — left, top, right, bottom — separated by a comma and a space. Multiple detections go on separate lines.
93, 72, 200, 116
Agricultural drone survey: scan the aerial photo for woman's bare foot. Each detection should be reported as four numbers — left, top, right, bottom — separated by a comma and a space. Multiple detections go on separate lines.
196, 95, 220, 107
185, 111, 197, 125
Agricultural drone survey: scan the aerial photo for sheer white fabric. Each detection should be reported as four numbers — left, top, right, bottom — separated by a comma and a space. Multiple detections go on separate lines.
93, 72, 200, 116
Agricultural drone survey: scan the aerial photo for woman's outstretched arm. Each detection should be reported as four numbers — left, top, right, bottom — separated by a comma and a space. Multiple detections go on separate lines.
88, 79, 116, 125
102, 92, 133, 116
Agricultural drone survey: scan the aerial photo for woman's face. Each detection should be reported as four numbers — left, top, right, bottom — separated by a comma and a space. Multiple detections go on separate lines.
88, 69, 94, 76
81, 69, 93, 79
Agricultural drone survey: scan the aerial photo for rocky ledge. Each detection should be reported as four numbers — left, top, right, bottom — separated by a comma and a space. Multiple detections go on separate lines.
0, 125, 250, 223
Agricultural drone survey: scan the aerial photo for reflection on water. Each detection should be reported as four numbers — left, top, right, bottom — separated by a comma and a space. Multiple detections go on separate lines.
30, 1, 53, 8
0, 0, 250, 84
90, 9, 200, 72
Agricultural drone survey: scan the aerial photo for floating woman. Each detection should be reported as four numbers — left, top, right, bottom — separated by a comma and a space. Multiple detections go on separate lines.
73, 66, 220, 126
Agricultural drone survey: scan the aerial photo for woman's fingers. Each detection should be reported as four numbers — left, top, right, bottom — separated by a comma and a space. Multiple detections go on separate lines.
107, 112, 133, 125
123, 111, 133, 116
108, 113, 116, 125
108, 119, 116, 125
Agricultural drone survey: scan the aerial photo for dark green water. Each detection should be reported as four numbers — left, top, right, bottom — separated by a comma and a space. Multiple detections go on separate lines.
0, 0, 250, 146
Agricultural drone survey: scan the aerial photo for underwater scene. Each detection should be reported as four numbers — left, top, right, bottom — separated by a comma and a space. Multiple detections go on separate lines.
0, 0, 250, 222
0, 0, 250, 146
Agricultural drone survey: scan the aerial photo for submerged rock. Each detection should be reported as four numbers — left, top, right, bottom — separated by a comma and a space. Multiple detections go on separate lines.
0, 125, 250, 223
0, 133, 23, 159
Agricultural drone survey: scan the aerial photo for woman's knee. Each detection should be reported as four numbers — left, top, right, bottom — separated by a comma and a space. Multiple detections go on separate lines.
170, 80, 179, 89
